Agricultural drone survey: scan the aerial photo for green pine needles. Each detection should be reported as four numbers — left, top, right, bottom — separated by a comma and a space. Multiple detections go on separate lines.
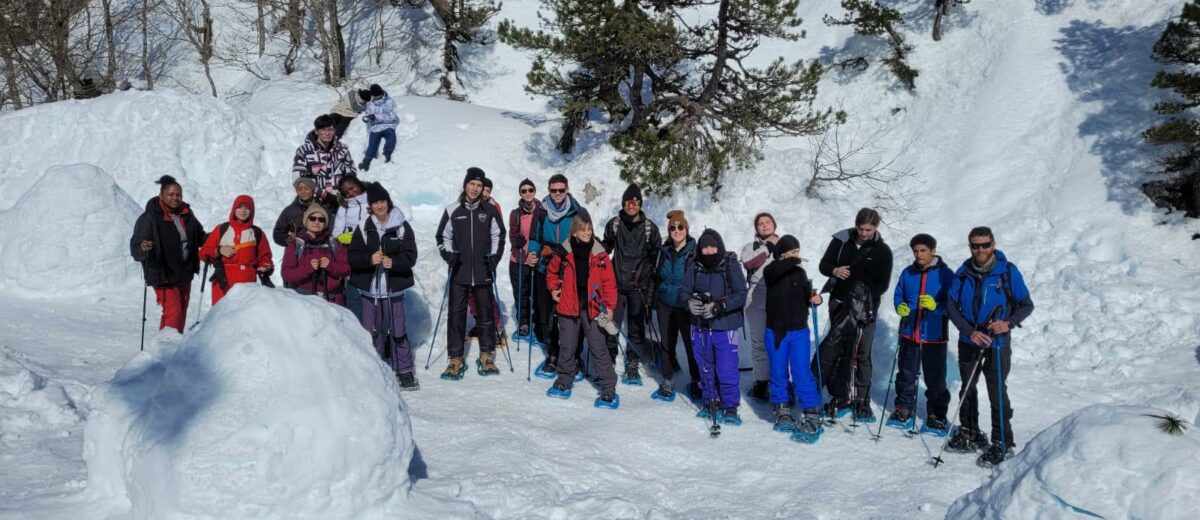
1144, 1, 1200, 217
1144, 413, 1189, 436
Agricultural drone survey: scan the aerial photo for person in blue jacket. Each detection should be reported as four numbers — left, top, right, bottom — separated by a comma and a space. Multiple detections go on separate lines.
526, 174, 591, 376
678, 229, 748, 424
945, 226, 1034, 468
651, 210, 697, 401
887, 233, 954, 435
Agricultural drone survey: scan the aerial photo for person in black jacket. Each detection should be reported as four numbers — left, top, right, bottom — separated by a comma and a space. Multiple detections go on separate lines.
763, 235, 825, 439
129, 175, 206, 333
600, 183, 662, 383
273, 177, 317, 247
348, 182, 420, 390
816, 207, 894, 422
435, 167, 505, 379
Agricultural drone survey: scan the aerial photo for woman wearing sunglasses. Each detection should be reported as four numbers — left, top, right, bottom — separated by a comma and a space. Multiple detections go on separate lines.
651, 210, 698, 401
508, 178, 543, 342
282, 204, 351, 304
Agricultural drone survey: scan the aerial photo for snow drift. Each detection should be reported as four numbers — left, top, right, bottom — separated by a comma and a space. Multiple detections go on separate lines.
82, 286, 418, 519
0, 164, 143, 296
0, 347, 84, 435
947, 404, 1200, 519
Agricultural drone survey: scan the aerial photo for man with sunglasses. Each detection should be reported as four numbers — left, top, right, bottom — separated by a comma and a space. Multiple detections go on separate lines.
600, 183, 662, 384
945, 226, 1034, 467
509, 179, 543, 341
527, 174, 591, 376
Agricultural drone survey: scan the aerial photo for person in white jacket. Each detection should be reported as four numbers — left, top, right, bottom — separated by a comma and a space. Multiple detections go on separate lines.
334, 175, 369, 320
329, 88, 370, 138
359, 84, 399, 172
741, 212, 780, 402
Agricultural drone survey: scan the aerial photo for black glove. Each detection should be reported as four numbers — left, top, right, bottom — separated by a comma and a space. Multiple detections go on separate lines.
513, 236, 526, 249
363, 114, 376, 123
487, 254, 500, 272
711, 300, 725, 317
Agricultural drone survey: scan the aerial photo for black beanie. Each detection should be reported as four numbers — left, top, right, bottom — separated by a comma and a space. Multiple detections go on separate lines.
464, 167, 486, 188
482, 177, 494, 190
774, 235, 800, 260
369, 84, 384, 98
519, 178, 535, 192
622, 183, 642, 204
357, 89, 371, 102
366, 182, 392, 209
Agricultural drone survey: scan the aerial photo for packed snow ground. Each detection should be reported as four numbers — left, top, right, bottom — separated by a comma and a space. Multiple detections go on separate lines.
2, 0, 1200, 518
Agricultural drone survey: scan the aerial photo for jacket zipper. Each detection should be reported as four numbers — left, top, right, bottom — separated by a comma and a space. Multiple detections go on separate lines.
915, 270, 927, 343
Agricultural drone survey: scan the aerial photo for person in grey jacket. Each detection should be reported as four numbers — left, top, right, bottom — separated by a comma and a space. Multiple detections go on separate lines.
740, 212, 779, 401
359, 84, 399, 172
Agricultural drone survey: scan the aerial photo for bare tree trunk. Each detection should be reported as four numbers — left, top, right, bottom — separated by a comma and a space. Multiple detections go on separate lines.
256, 0, 266, 56
141, 0, 154, 88
1, 48, 22, 109
283, 0, 303, 74
101, 0, 117, 91
175, 0, 217, 96
326, 0, 345, 85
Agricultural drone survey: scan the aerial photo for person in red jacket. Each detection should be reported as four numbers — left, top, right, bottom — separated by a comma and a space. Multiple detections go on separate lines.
281, 204, 351, 304
199, 195, 274, 305
545, 215, 620, 407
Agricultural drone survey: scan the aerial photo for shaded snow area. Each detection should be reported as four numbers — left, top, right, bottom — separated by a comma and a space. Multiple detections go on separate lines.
0, 0, 1199, 518
948, 405, 1200, 519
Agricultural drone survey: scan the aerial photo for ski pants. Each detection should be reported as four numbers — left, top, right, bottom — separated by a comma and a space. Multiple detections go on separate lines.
765, 328, 821, 410
656, 302, 696, 382
448, 283, 495, 357
957, 342, 1014, 448
606, 288, 649, 365
744, 283, 771, 381
555, 314, 616, 392
510, 262, 535, 331
535, 270, 559, 355
364, 128, 397, 163
816, 300, 876, 402
692, 327, 740, 409
893, 338, 950, 418
331, 113, 354, 139
153, 282, 191, 333
361, 294, 414, 374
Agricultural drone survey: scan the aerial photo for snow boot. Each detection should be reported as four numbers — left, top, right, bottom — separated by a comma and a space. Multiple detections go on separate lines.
594, 390, 620, 409
384, 153, 392, 163
824, 398, 853, 419
621, 361, 643, 386
946, 427, 990, 453
977, 443, 1014, 468
887, 408, 915, 430
748, 380, 769, 402
718, 407, 743, 426
476, 352, 500, 376
397, 372, 419, 391
440, 357, 466, 381
359, 160, 371, 172
852, 399, 876, 423
546, 382, 572, 399
773, 404, 796, 432
651, 382, 676, 402
921, 415, 950, 437
516, 324, 531, 341
534, 356, 557, 379
791, 410, 825, 444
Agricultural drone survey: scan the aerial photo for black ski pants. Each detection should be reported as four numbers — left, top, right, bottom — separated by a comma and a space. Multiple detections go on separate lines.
957, 342, 1014, 448
509, 262, 535, 331
448, 283, 495, 358
656, 302, 696, 382
605, 288, 649, 365
893, 338, 951, 419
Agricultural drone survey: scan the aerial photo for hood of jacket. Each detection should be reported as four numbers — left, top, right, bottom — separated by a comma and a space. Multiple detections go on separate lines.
696, 229, 727, 268
914, 255, 947, 272
226, 194, 256, 226
832, 227, 884, 247
369, 207, 407, 232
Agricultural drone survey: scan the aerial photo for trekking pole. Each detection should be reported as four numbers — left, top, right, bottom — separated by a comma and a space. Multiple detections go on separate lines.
491, 272, 514, 372
515, 265, 523, 353
994, 345, 1007, 457
423, 265, 452, 370
872, 323, 906, 442
189, 262, 211, 331
933, 307, 1000, 467
139, 286, 148, 352
845, 326, 865, 430
706, 327, 721, 437
811, 299, 825, 421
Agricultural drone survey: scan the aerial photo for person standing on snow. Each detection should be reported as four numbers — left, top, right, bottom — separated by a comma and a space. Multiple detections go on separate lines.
358, 84, 399, 172
435, 167, 505, 380
816, 207, 893, 422
273, 177, 318, 248
292, 114, 357, 212
129, 175, 206, 333
332, 175, 369, 320
329, 88, 371, 138
198, 195, 274, 305
650, 210, 697, 401
762, 235, 826, 441
527, 174, 591, 377
281, 204, 351, 305
348, 182, 420, 391
945, 226, 1034, 468
544, 216, 620, 408
467, 177, 507, 348
886, 233, 954, 436
740, 212, 780, 402
600, 183, 662, 384
679, 229, 748, 425
508, 178, 543, 341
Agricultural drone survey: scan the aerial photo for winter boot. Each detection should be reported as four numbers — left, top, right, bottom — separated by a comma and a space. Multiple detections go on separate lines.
535, 356, 557, 379
946, 427, 990, 453
886, 408, 915, 430
384, 153, 392, 163
477, 352, 500, 376
977, 443, 1014, 468
853, 399, 876, 423
772, 404, 796, 432
441, 357, 466, 381
546, 382, 572, 399
651, 381, 676, 402
594, 389, 620, 409
718, 407, 743, 426
791, 409, 825, 444
359, 160, 371, 172
397, 372, 419, 391
921, 415, 950, 437
823, 398, 853, 419
748, 380, 770, 402
517, 324, 530, 340
621, 361, 643, 386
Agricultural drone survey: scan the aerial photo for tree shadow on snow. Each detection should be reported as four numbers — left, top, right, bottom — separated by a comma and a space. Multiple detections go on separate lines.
1035, 0, 1073, 16
1194, 344, 1200, 365
113, 346, 220, 446
1055, 20, 1168, 214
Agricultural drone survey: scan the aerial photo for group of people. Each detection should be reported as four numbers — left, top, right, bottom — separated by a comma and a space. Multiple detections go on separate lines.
129, 89, 1035, 468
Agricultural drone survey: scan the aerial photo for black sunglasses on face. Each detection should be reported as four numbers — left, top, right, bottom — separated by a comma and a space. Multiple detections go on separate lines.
549, 188, 566, 194
669, 225, 685, 231
520, 188, 535, 194
969, 241, 993, 250
308, 217, 326, 223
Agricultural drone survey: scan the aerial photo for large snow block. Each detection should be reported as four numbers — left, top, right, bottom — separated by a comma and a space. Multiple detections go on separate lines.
83, 285, 416, 519
947, 404, 1200, 519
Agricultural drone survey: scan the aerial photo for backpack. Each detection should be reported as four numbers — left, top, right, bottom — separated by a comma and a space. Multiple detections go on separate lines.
216, 222, 266, 247
690, 252, 741, 311
956, 263, 1017, 322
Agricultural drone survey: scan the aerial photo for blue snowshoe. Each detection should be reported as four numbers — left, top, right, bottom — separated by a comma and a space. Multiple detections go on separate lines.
534, 357, 557, 379
594, 391, 620, 409
621, 363, 643, 386
791, 413, 825, 444
546, 383, 572, 399
651, 383, 676, 402
773, 404, 796, 433
696, 402, 718, 419
920, 416, 950, 437
824, 399, 853, 420
887, 409, 916, 430
717, 407, 743, 426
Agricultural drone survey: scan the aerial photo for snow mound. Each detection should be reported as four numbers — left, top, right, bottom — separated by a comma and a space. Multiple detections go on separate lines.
947, 404, 1200, 519
0, 348, 83, 435
0, 163, 142, 296
82, 285, 420, 519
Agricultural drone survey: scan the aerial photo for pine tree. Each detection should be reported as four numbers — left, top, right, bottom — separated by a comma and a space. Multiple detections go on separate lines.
824, 0, 917, 90
1144, 0, 1200, 216
429, 0, 502, 101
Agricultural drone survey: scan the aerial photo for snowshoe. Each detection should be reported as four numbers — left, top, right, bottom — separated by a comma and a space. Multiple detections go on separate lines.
621, 363, 643, 386
397, 372, 420, 391
887, 408, 915, 430
440, 358, 467, 381
717, 407, 742, 426
476, 352, 501, 376
688, 382, 703, 400
546, 383, 572, 399
696, 401, 719, 419
824, 398, 853, 420
574, 368, 585, 382
359, 161, 371, 172
772, 404, 795, 432
976, 444, 1014, 468
791, 412, 825, 444
748, 380, 769, 402
946, 427, 990, 453
594, 390, 620, 409
651, 382, 676, 402
920, 416, 950, 437
852, 400, 876, 423
534, 357, 557, 379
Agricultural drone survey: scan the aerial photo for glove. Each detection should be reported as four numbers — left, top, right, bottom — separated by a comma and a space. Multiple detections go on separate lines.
441, 251, 460, 267
700, 302, 718, 320
363, 114, 376, 123
687, 297, 706, 317
513, 236, 526, 249
486, 254, 499, 272
540, 245, 555, 258
896, 303, 911, 317
336, 231, 354, 245
918, 294, 937, 311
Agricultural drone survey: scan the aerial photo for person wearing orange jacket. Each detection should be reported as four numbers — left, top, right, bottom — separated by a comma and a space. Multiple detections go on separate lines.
544, 215, 620, 408
199, 194, 274, 304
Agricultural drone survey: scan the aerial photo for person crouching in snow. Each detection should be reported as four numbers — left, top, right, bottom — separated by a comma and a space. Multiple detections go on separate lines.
348, 182, 420, 391
358, 84, 399, 172
282, 204, 351, 305
544, 215, 621, 408
679, 229, 748, 425
763, 235, 825, 441
199, 195, 273, 305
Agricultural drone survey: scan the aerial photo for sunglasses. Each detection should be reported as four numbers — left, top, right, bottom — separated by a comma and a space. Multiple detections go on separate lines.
520, 188, 535, 194
549, 188, 566, 194
968, 241, 993, 250
307, 216, 327, 223
669, 225, 686, 231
